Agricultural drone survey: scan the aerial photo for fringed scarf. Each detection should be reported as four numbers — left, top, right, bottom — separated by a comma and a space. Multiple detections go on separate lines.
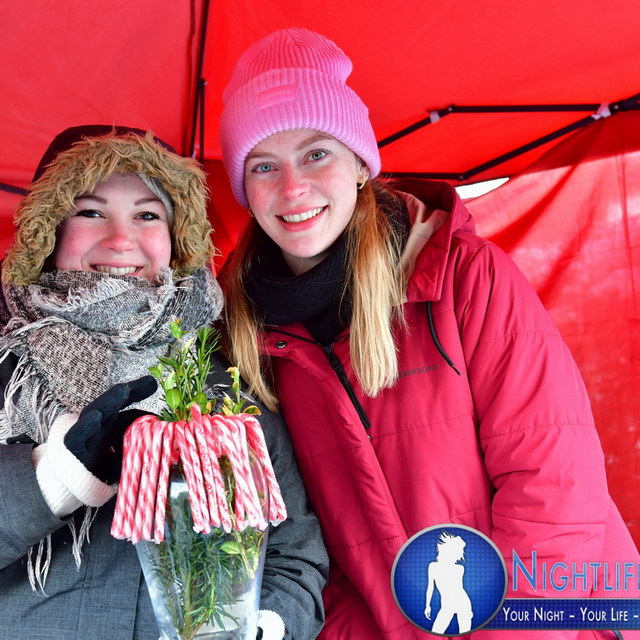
0, 267, 223, 591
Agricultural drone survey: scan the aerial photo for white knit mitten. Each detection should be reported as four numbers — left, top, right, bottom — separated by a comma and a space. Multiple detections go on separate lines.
33, 413, 116, 517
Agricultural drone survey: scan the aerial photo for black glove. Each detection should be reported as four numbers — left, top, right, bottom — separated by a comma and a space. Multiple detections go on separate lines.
64, 375, 157, 484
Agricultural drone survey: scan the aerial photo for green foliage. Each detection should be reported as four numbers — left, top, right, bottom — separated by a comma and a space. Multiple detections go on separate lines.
221, 367, 261, 417
143, 321, 267, 638
150, 321, 262, 421
149, 320, 221, 421
145, 472, 266, 639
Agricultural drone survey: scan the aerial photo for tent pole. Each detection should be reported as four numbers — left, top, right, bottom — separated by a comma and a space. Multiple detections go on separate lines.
378, 103, 602, 148
188, 0, 211, 158
0, 183, 27, 197
378, 96, 639, 149
384, 92, 640, 182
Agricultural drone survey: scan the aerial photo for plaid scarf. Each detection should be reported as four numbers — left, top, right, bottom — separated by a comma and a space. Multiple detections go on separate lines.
0, 267, 223, 591
0, 267, 223, 443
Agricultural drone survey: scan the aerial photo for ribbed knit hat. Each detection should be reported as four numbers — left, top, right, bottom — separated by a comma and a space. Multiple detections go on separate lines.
220, 28, 381, 207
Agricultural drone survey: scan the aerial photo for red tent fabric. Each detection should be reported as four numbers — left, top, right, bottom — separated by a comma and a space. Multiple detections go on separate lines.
467, 111, 640, 541
1, 0, 638, 544
0, 0, 203, 252
203, 0, 640, 180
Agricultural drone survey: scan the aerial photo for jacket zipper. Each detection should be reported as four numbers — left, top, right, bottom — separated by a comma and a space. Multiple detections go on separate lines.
319, 344, 372, 434
268, 328, 372, 435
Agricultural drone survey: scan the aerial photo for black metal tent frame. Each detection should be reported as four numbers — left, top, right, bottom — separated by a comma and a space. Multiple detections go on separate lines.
379, 92, 640, 182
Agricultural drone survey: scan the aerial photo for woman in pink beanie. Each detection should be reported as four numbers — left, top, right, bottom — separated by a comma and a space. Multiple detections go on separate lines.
219, 28, 639, 640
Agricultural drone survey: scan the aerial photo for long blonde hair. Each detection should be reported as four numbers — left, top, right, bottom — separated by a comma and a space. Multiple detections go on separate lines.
220, 179, 406, 411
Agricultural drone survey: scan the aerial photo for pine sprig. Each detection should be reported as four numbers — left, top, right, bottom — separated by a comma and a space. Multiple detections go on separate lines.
149, 320, 220, 421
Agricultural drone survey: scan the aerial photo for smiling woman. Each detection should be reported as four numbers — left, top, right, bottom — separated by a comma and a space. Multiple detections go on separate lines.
244, 130, 367, 275
0, 125, 328, 640
218, 28, 640, 640
2, 126, 212, 286
54, 174, 172, 281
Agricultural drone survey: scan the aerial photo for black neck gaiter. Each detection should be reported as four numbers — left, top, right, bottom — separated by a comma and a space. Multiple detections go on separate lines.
244, 229, 350, 345
244, 188, 409, 346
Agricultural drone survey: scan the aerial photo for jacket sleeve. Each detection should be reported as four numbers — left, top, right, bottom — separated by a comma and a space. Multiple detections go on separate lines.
0, 442, 68, 568
455, 241, 609, 638
206, 356, 329, 639
258, 404, 329, 639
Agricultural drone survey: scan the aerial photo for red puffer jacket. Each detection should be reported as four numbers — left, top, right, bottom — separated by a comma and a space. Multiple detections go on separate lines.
261, 180, 639, 640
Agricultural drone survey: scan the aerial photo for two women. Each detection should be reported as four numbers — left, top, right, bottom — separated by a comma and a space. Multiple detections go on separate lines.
0, 125, 327, 639
219, 28, 640, 639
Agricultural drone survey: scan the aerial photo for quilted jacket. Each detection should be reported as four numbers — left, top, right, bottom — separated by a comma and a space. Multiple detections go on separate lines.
259, 179, 640, 640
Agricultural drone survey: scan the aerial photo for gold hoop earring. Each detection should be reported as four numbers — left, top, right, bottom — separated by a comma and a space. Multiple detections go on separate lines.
358, 178, 368, 190
248, 208, 255, 218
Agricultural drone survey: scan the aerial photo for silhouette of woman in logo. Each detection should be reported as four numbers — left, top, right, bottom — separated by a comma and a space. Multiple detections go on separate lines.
425, 532, 473, 634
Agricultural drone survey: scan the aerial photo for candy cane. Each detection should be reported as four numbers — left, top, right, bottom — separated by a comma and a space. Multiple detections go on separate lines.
213, 415, 248, 528
193, 418, 221, 530
190, 405, 221, 530
138, 420, 166, 542
230, 415, 267, 530
244, 415, 288, 524
213, 415, 262, 530
153, 421, 174, 543
201, 414, 233, 532
112, 414, 156, 540
131, 422, 156, 544
217, 418, 248, 529
174, 421, 209, 534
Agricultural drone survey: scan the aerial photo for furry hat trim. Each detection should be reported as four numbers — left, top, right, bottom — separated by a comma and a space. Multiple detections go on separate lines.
3, 128, 214, 285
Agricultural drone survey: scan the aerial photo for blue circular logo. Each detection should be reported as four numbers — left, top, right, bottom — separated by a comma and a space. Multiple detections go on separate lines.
392, 524, 507, 636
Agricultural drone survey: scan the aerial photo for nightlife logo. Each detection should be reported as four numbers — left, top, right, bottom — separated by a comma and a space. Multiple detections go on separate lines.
392, 524, 507, 636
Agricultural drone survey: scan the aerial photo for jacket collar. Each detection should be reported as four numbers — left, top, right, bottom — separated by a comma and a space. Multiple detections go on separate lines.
394, 179, 475, 303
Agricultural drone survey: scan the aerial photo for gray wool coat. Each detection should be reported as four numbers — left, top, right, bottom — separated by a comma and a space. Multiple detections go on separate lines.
0, 357, 328, 639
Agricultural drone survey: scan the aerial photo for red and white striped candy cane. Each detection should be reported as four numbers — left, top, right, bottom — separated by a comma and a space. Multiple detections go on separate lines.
131, 419, 160, 544
212, 415, 261, 530
201, 414, 233, 532
193, 417, 221, 530
190, 405, 221, 529
230, 415, 267, 530
138, 420, 167, 542
210, 415, 249, 528
153, 421, 174, 543
244, 415, 288, 524
174, 420, 209, 534
112, 414, 156, 540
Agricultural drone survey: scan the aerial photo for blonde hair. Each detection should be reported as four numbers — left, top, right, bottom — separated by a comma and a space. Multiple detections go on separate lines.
220, 179, 406, 411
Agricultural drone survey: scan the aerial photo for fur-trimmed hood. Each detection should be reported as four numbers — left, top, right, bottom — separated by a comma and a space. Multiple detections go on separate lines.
3, 129, 214, 285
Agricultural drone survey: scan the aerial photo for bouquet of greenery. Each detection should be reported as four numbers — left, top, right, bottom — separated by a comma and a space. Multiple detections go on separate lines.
111, 321, 287, 640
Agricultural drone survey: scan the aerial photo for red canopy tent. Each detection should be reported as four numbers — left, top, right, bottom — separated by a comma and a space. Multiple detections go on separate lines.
1, 0, 639, 541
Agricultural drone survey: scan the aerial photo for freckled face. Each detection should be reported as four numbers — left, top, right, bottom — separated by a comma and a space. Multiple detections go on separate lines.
54, 174, 172, 281
244, 129, 368, 275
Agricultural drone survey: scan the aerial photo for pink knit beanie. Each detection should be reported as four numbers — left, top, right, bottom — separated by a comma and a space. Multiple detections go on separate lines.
220, 28, 381, 207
